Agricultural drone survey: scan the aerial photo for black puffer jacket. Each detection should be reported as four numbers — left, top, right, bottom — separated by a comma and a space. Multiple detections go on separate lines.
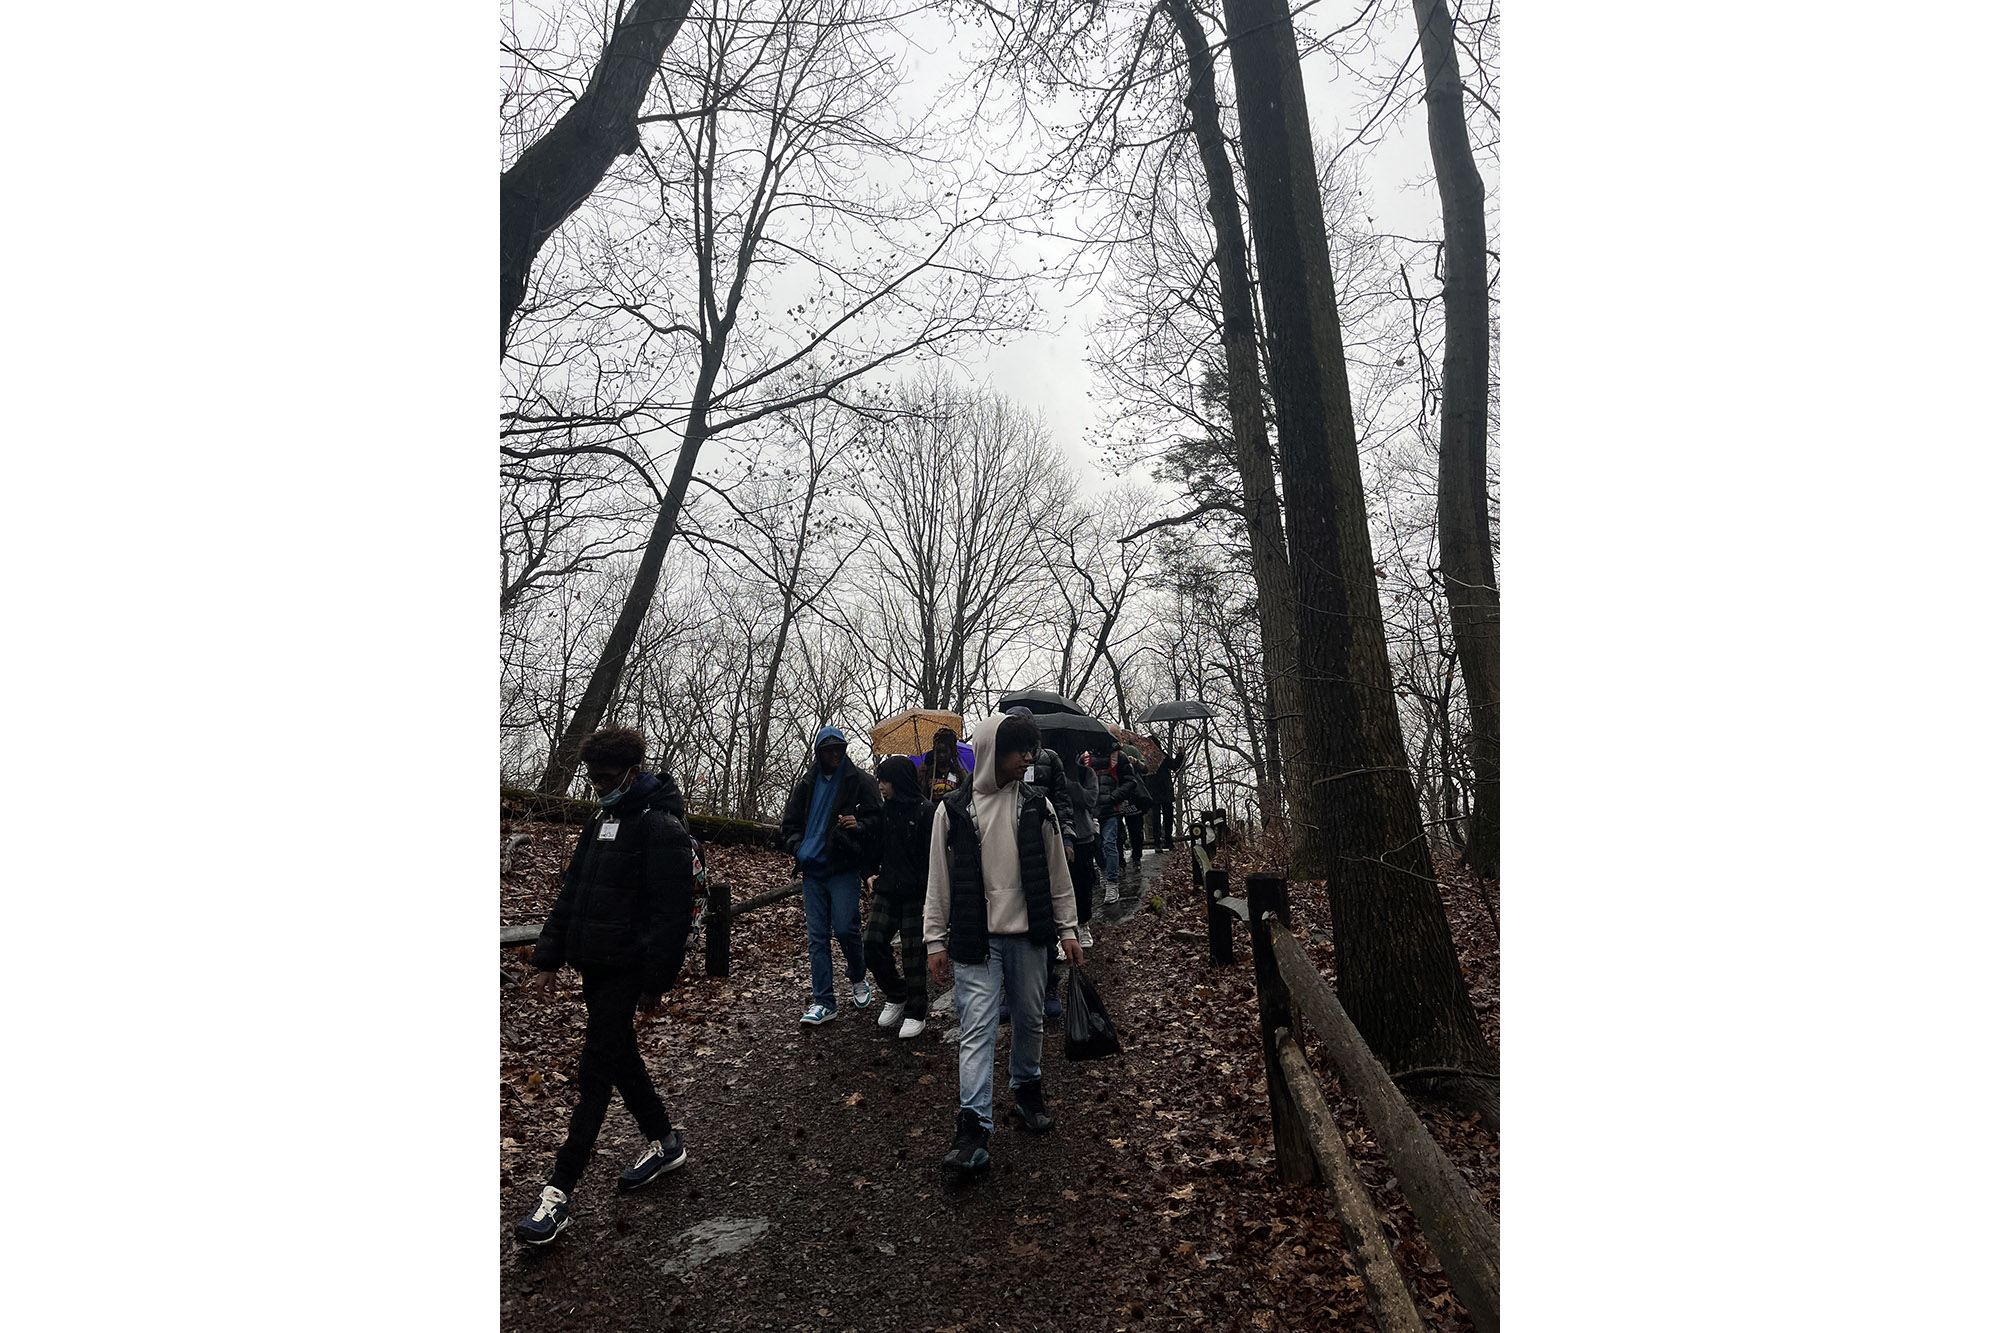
778, 758, 885, 875
532, 772, 696, 992
871, 756, 930, 902
1025, 746, 1077, 847
1095, 759, 1149, 819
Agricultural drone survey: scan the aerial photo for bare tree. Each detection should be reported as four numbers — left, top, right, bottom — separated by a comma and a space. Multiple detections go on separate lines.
502, 0, 696, 352
1219, 0, 1497, 1119
682, 398, 868, 816
842, 370, 1073, 715
522, 0, 1036, 791
1411, 0, 1499, 877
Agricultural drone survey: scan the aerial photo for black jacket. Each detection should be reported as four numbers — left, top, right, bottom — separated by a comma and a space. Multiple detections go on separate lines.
1096, 763, 1149, 818
872, 756, 930, 902
778, 758, 884, 875
1142, 752, 1183, 803
532, 772, 696, 991
1026, 746, 1077, 847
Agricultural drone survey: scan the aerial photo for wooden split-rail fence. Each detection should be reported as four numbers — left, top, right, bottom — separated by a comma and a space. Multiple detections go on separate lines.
502, 873, 800, 981
1192, 840, 1499, 1333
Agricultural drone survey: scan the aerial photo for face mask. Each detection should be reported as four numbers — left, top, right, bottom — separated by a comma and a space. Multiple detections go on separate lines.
596, 769, 634, 805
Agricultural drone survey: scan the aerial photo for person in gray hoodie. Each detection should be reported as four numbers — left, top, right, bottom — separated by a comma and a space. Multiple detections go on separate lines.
923, 713, 1083, 1184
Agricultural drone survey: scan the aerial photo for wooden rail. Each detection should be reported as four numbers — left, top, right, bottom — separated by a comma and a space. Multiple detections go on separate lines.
701, 876, 802, 977
1245, 871, 1500, 1333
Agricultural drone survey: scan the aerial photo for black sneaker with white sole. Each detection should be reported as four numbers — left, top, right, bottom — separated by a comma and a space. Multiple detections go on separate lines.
617, 1130, 688, 1192
940, 1108, 991, 1184
513, 1184, 572, 1245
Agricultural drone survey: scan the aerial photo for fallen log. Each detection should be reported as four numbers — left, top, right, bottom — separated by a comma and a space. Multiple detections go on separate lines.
501, 925, 539, 948
1270, 921, 1499, 1333
1275, 1027, 1426, 1333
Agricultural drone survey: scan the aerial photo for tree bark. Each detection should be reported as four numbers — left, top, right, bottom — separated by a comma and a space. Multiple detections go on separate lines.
500, 0, 694, 355
1412, 0, 1499, 878
1163, 0, 1318, 874
1217, 0, 1497, 1089
535, 350, 723, 792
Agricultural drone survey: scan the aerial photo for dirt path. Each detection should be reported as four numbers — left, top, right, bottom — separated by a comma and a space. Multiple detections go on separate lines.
500, 834, 1497, 1333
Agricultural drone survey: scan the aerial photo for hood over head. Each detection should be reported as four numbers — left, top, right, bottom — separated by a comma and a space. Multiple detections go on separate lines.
875, 754, 922, 802
968, 714, 1005, 795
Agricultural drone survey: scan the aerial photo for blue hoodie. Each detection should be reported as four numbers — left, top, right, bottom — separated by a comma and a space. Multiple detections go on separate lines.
795, 727, 850, 872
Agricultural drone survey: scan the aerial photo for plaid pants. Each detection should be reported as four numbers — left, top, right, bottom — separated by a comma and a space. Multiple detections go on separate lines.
862, 888, 928, 1019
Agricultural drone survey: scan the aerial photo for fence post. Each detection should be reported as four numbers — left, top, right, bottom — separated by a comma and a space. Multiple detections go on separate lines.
704, 876, 731, 978
1247, 872, 1318, 1185
1205, 867, 1234, 966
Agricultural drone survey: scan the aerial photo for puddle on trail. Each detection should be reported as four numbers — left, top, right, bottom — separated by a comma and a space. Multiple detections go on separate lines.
654, 1216, 771, 1276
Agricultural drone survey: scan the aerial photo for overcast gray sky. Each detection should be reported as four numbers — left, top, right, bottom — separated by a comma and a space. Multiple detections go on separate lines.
952, 16, 1459, 494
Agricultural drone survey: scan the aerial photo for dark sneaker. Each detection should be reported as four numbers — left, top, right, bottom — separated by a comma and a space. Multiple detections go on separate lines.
940, 1109, 992, 1184
1043, 987, 1063, 1019
617, 1131, 687, 1192
513, 1184, 572, 1246
1010, 1079, 1055, 1135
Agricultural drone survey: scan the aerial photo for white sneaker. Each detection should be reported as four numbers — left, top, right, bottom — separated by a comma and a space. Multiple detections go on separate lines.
1078, 925, 1094, 948
876, 1000, 906, 1029
898, 1016, 927, 1039
852, 977, 873, 1007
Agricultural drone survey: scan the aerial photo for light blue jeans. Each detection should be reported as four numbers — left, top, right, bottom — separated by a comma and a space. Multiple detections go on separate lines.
950, 933, 1050, 1130
1099, 818, 1123, 885
801, 869, 865, 1009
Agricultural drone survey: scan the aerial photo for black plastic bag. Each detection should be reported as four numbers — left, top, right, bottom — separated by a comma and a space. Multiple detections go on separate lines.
1062, 964, 1123, 1060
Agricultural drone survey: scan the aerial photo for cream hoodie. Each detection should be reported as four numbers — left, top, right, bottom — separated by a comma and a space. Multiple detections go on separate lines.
922, 713, 1079, 952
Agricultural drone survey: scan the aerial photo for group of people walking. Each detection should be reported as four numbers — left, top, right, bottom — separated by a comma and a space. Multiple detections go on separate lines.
512, 712, 1185, 1244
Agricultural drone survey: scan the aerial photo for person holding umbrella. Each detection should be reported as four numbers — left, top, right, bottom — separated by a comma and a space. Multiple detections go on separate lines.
916, 727, 969, 804
1143, 734, 1186, 854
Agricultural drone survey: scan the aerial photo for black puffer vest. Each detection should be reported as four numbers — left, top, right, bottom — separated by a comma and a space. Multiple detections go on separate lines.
940, 784, 1056, 962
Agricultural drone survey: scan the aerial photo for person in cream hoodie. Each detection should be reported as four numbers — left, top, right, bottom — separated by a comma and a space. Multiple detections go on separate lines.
924, 712, 1084, 1183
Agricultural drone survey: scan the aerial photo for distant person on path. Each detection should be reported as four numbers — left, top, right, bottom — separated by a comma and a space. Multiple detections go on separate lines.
1095, 748, 1146, 900
1143, 735, 1186, 854
1004, 705, 1078, 1019
1067, 750, 1102, 948
924, 713, 1083, 1184
862, 755, 932, 1039
916, 727, 968, 803
779, 726, 884, 1025
1119, 743, 1149, 866
514, 726, 697, 1247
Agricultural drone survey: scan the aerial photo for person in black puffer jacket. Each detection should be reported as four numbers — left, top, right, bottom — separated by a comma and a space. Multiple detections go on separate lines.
515, 726, 697, 1247
862, 755, 934, 1038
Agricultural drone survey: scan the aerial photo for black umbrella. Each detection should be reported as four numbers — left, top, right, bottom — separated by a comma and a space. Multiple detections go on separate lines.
1026, 710, 1115, 744
1136, 699, 1220, 723
996, 688, 1088, 715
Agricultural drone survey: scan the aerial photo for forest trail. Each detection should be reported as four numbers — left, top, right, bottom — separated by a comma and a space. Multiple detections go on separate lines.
500, 837, 1498, 1333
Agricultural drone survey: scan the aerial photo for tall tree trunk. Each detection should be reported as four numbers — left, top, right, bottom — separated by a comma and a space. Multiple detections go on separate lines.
1164, 0, 1318, 873
741, 599, 796, 820
1218, 0, 1497, 1119
1412, 0, 1499, 878
501, 0, 694, 355
535, 358, 722, 792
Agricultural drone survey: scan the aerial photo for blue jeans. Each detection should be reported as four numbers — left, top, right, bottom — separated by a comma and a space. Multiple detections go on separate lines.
801, 869, 865, 1009
1099, 818, 1123, 885
949, 934, 1050, 1130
